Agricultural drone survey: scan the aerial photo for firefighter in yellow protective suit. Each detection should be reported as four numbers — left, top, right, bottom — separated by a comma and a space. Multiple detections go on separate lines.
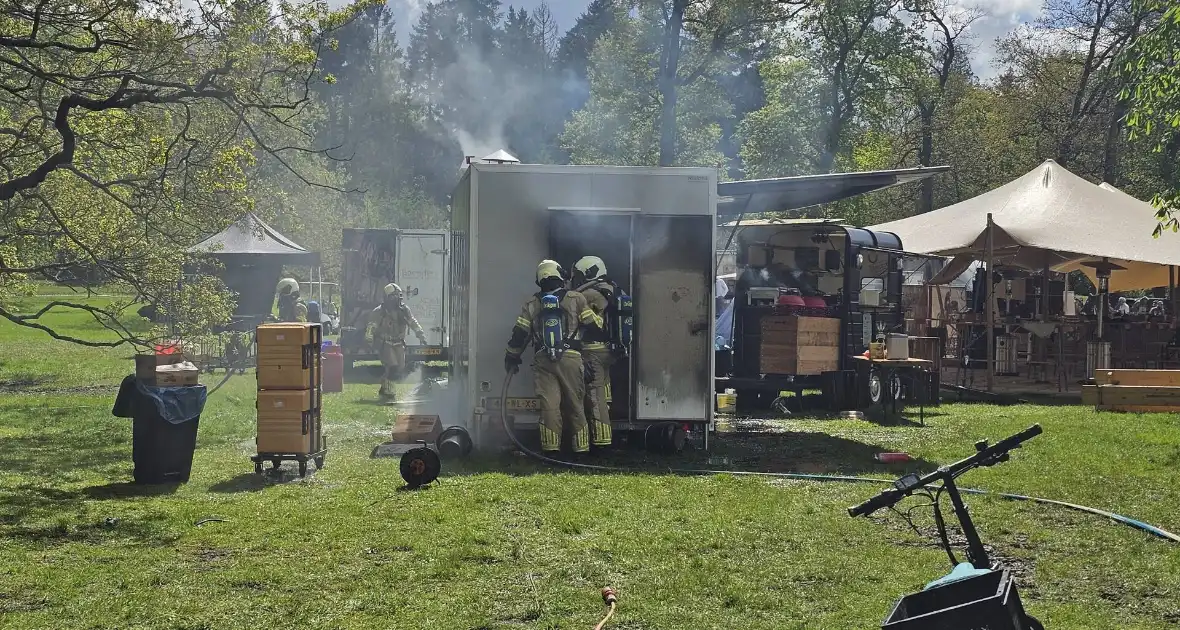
367, 283, 428, 401
572, 255, 619, 448
275, 278, 308, 322
504, 260, 603, 453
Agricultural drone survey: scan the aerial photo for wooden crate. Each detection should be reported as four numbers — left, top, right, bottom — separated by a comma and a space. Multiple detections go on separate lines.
1083, 369, 1180, 412
758, 315, 840, 375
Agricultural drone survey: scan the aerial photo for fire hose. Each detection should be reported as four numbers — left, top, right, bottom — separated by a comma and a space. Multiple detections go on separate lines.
497, 372, 1180, 543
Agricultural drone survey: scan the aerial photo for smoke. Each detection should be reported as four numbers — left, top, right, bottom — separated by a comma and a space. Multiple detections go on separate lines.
405, 6, 591, 170
454, 125, 508, 161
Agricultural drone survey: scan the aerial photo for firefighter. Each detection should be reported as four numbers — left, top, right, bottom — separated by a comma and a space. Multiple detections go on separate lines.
275, 278, 308, 322
367, 283, 428, 401
572, 255, 622, 448
504, 260, 603, 454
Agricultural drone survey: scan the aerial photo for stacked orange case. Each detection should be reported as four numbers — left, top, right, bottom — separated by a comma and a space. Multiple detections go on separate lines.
255, 323, 324, 456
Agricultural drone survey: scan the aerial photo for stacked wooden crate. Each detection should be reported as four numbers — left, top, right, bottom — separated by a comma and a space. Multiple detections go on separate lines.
1082, 369, 1180, 412
758, 315, 841, 375
254, 323, 326, 476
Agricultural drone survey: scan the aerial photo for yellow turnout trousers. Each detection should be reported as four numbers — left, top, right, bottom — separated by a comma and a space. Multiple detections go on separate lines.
534, 351, 589, 452
583, 347, 613, 446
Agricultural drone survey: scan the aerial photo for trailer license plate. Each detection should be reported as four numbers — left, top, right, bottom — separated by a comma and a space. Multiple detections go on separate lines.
415, 347, 442, 356
489, 397, 541, 411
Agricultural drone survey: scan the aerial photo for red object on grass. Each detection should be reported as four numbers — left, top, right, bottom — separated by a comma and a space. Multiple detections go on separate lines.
874, 452, 914, 463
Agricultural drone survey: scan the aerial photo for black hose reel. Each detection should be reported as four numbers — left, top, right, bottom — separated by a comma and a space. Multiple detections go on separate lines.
399, 441, 441, 488
398, 426, 474, 489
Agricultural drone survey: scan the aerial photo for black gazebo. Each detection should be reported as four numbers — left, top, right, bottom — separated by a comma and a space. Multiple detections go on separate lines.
188, 213, 321, 320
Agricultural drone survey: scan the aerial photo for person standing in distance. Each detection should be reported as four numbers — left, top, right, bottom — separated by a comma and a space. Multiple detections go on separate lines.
367, 283, 428, 402
504, 260, 603, 454
275, 278, 308, 322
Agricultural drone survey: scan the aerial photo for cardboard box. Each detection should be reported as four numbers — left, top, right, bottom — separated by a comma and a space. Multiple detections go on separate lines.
135, 353, 190, 381
156, 361, 199, 386
136, 355, 199, 386
391, 415, 442, 444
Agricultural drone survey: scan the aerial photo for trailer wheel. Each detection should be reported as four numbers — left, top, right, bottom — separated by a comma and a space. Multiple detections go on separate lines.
867, 369, 903, 405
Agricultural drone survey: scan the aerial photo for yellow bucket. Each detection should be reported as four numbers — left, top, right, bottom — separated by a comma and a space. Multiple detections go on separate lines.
716, 392, 737, 414
869, 342, 886, 360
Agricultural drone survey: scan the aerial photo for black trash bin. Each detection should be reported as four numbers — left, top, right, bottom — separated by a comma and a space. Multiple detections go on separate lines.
113, 375, 207, 484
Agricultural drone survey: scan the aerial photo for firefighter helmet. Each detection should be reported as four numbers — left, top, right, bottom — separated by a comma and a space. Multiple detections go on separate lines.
384, 283, 403, 297
277, 278, 299, 296
536, 259, 564, 285
573, 255, 607, 281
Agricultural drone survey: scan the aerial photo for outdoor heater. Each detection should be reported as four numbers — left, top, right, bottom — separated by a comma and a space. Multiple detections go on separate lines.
1081, 258, 1125, 378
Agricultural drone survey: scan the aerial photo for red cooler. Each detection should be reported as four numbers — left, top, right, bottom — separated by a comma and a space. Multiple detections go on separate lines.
322, 342, 344, 393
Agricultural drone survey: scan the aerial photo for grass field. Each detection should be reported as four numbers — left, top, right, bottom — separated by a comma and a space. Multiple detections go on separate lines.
2, 294, 1180, 629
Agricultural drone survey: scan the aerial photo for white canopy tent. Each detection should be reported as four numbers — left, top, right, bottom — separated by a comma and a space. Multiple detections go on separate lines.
870, 160, 1180, 292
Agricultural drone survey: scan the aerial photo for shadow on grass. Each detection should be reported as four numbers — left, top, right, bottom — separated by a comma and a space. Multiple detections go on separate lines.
443, 430, 939, 481
208, 473, 272, 494
0, 429, 129, 481
208, 467, 320, 493
1, 512, 180, 548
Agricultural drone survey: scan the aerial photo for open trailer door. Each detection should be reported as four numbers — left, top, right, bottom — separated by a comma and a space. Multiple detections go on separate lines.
633, 215, 713, 423
396, 230, 449, 353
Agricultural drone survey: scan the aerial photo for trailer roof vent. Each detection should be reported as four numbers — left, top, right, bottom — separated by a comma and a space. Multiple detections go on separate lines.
481, 149, 519, 164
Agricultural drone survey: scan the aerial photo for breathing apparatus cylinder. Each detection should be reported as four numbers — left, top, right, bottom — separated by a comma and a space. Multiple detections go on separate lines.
540, 293, 564, 361
614, 292, 633, 355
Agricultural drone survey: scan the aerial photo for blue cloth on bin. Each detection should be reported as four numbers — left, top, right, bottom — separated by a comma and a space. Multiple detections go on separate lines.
112, 375, 207, 424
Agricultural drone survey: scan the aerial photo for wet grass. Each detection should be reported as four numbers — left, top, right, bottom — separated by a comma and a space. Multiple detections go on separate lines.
1, 294, 1179, 628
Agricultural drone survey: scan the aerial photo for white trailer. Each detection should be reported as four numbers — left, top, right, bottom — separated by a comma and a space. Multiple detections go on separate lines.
447, 162, 718, 450
340, 228, 450, 366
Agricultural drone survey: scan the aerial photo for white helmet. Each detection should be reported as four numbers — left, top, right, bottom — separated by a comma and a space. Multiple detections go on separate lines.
384, 283, 403, 297
277, 278, 299, 295
536, 259, 564, 285
574, 255, 606, 281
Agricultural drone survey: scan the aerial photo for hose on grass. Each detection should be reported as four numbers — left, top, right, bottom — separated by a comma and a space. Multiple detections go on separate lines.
594, 587, 617, 630
498, 373, 1180, 544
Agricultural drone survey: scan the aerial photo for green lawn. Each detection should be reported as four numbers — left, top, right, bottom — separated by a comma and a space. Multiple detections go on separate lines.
2, 296, 1179, 628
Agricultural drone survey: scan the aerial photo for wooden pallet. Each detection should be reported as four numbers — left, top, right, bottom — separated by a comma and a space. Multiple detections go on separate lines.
1081, 369, 1180, 412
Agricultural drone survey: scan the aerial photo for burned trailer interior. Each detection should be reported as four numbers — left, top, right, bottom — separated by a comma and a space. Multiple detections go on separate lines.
714, 166, 950, 412
447, 160, 718, 452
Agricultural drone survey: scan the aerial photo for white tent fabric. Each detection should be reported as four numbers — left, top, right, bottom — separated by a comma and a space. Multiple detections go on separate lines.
871, 160, 1180, 291
1053, 183, 1176, 291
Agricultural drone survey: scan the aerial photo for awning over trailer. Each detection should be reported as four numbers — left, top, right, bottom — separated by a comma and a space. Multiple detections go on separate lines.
717, 166, 951, 219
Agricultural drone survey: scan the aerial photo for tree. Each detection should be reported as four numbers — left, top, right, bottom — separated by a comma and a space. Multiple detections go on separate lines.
0, 0, 374, 345
737, 55, 826, 178
796, 0, 920, 172
906, 0, 981, 213
1123, 0, 1180, 234
996, 0, 1148, 180
643, 0, 807, 166
560, 9, 731, 168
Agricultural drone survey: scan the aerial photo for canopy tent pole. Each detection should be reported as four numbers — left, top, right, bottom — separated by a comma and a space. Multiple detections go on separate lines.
1170, 265, 1176, 316
986, 213, 995, 393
